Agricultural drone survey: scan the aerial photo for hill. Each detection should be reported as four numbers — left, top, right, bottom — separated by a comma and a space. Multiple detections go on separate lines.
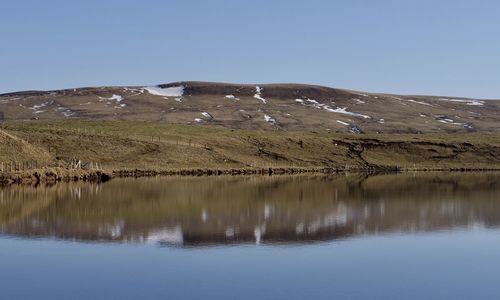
1, 81, 500, 133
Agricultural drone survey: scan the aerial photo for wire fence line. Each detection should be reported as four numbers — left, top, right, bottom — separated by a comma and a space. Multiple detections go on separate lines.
0, 159, 103, 173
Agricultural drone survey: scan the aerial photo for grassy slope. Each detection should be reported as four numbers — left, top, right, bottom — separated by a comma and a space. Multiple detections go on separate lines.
0, 128, 53, 163
2, 120, 500, 171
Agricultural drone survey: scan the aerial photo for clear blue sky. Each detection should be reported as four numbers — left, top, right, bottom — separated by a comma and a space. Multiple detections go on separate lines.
1, 0, 499, 98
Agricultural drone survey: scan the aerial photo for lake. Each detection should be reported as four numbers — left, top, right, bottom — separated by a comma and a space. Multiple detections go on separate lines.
1, 173, 500, 299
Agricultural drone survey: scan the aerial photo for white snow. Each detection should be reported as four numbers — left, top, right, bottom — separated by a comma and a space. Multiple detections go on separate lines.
354, 92, 369, 97
296, 98, 324, 109
336, 120, 349, 126
201, 112, 213, 119
296, 96, 370, 119
99, 95, 125, 108
144, 86, 184, 97
254, 86, 267, 104
378, 118, 385, 124
306, 99, 325, 108
438, 98, 484, 106
225, 95, 240, 100
123, 87, 144, 97
34, 110, 45, 114
110, 94, 123, 102
56, 106, 75, 117
62, 109, 75, 117
306, 99, 321, 105
264, 114, 276, 124
194, 118, 203, 122
464, 101, 484, 106
406, 99, 433, 107
324, 106, 371, 119
30, 102, 48, 110
353, 98, 366, 104
438, 118, 462, 125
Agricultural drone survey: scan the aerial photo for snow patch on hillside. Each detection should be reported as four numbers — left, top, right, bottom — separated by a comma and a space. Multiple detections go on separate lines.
336, 120, 349, 126
306, 99, 324, 109
295, 97, 370, 119
438, 98, 484, 106
57, 107, 76, 117
30, 102, 49, 110
436, 116, 462, 125
201, 112, 213, 119
123, 88, 144, 97
99, 94, 126, 107
109, 94, 123, 102
254, 86, 267, 104
296, 98, 324, 109
264, 114, 276, 124
144, 86, 184, 97
407, 99, 433, 107
324, 106, 371, 119
225, 95, 240, 100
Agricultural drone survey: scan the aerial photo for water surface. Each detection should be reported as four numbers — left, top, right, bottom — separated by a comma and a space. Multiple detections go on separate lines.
1, 173, 500, 299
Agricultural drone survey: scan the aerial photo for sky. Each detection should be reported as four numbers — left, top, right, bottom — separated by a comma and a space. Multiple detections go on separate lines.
1, 0, 500, 98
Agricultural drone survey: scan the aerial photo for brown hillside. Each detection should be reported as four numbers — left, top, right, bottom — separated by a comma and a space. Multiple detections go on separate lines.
1, 81, 499, 133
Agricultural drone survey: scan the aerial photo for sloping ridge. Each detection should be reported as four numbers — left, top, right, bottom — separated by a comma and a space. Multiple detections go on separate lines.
0, 129, 52, 163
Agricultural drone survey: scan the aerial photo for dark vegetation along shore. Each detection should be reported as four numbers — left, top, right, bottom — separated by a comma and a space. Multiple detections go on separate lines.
2, 120, 500, 185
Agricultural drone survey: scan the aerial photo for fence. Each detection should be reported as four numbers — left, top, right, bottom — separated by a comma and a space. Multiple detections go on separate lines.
0, 159, 102, 173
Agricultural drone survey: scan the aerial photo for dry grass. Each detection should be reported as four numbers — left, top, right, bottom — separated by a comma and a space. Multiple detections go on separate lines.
1, 120, 500, 172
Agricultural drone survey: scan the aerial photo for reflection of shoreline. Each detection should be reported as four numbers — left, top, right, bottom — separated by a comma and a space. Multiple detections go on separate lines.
2, 173, 500, 247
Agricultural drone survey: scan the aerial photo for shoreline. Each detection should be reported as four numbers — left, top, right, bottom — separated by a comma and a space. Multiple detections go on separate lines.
3, 165, 500, 186
0, 168, 112, 186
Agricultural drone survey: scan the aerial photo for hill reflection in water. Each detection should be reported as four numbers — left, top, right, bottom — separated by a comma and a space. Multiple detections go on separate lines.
1, 173, 500, 247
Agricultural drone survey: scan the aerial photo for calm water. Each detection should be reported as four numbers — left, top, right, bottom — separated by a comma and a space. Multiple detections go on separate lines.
2, 173, 500, 299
